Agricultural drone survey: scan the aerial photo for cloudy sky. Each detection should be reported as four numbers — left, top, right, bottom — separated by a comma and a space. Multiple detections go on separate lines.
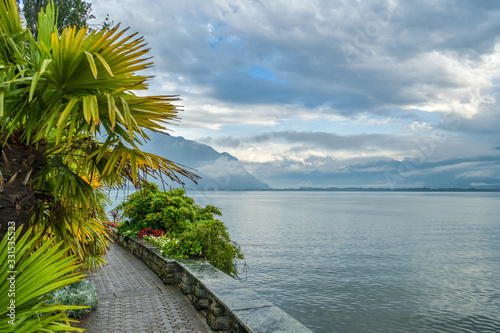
89, 0, 500, 188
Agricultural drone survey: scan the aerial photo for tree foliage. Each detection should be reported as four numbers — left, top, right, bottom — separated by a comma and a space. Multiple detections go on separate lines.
21, 0, 95, 36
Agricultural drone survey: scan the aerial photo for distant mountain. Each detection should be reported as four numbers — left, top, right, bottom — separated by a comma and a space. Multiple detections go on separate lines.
142, 133, 270, 190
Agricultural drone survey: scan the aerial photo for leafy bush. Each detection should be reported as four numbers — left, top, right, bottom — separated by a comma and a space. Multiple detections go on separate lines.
166, 219, 243, 277
116, 183, 244, 277
116, 183, 207, 235
45, 280, 98, 318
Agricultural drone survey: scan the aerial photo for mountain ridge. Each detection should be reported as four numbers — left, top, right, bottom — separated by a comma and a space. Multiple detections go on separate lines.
142, 133, 270, 190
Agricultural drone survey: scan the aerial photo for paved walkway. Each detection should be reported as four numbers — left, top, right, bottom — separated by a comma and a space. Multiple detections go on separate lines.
76, 242, 210, 333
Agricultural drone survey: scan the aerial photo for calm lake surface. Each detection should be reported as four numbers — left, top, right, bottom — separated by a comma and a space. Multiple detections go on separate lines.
185, 191, 500, 333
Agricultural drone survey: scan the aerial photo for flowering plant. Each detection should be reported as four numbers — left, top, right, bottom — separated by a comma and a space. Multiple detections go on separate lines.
143, 235, 176, 248
137, 228, 165, 238
104, 221, 120, 228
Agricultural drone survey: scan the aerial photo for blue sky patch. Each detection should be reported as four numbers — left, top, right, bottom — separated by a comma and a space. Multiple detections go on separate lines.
245, 66, 285, 83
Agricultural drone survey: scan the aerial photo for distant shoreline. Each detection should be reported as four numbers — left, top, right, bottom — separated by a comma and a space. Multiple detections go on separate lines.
273, 187, 500, 192
187, 187, 500, 192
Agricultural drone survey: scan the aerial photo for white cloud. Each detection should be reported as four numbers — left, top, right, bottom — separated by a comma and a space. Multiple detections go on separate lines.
354, 114, 401, 126
398, 48, 500, 117
457, 169, 497, 179
405, 121, 433, 131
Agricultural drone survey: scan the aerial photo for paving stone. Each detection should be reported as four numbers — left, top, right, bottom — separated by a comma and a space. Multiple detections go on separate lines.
74, 242, 209, 333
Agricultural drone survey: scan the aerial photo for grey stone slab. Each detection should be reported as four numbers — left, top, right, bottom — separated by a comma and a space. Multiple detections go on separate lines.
233, 306, 313, 333
208, 286, 274, 311
199, 275, 246, 289
175, 258, 221, 277
176, 259, 245, 289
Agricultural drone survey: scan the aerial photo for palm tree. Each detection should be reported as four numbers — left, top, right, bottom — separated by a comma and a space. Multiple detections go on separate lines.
0, 0, 198, 248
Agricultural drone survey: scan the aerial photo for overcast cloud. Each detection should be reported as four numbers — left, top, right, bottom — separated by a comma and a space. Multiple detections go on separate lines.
89, 0, 500, 188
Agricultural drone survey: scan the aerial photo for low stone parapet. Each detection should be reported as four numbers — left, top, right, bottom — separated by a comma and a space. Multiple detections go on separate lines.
114, 234, 313, 333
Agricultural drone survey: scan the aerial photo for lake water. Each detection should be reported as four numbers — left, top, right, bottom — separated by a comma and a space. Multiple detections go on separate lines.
185, 191, 500, 333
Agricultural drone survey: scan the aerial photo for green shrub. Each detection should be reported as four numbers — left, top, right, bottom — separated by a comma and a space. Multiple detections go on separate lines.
145, 219, 244, 277
117, 183, 244, 277
116, 183, 203, 235
45, 279, 98, 318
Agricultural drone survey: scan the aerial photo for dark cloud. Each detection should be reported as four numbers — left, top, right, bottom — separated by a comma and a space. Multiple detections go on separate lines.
204, 131, 421, 152
387, 1, 500, 60
89, 1, 500, 188
91, 1, 500, 120
439, 101, 500, 136
200, 136, 241, 148
273, 131, 411, 151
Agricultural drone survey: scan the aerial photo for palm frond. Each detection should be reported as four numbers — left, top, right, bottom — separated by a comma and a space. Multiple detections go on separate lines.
0, 227, 87, 332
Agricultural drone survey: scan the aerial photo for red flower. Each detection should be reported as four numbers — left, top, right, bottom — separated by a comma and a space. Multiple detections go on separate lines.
137, 228, 166, 238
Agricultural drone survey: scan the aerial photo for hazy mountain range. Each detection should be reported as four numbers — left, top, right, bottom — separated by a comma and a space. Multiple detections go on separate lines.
141, 133, 500, 190
142, 133, 270, 190
252, 154, 500, 189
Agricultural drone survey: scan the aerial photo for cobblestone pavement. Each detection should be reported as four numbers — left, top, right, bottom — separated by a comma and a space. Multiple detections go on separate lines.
76, 242, 210, 333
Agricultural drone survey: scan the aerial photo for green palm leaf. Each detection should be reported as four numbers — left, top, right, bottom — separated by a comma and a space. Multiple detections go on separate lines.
0, 227, 87, 332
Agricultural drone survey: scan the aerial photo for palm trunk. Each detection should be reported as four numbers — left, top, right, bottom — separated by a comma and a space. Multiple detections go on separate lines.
0, 130, 45, 239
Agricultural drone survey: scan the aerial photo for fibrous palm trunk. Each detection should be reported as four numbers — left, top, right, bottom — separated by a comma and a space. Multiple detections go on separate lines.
0, 130, 45, 239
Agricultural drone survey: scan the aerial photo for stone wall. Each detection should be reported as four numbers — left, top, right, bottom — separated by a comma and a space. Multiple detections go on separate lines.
114, 234, 313, 333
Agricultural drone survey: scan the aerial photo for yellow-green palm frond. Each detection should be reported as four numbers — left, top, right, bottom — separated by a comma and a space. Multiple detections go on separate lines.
43, 23, 153, 94
0, 0, 22, 35
0, 226, 87, 331
34, 186, 110, 271
43, 214, 109, 271
0, 0, 26, 62
99, 93, 182, 142
3, 7, 182, 146
32, 144, 111, 270
35, 1, 57, 48
49, 92, 183, 146
87, 140, 200, 187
